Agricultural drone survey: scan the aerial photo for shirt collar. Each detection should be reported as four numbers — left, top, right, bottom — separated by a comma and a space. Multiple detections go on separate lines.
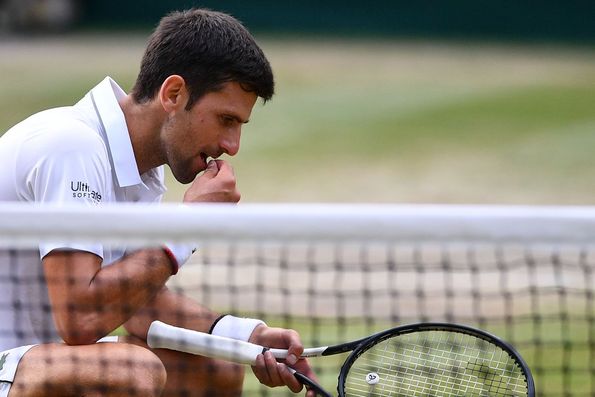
89, 77, 165, 195
89, 77, 140, 187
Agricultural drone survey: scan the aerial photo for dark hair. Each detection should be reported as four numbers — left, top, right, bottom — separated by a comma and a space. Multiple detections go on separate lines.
132, 8, 274, 109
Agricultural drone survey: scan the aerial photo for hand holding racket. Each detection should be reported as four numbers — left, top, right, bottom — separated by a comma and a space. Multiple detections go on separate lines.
248, 325, 318, 396
148, 321, 535, 397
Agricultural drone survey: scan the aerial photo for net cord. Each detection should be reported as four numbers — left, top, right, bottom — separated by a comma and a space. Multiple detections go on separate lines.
1, 202, 594, 247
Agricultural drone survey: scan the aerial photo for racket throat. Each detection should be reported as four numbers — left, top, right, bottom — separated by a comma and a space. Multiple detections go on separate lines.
288, 367, 333, 397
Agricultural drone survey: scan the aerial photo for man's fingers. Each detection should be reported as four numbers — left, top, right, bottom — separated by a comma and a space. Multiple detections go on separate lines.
198, 159, 219, 180
278, 364, 304, 393
251, 354, 270, 385
264, 351, 283, 386
284, 331, 304, 366
214, 159, 235, 177
185, 158, 240, 203
252, 352, 304, 393
201, 159, 235, 180
202, 159, 219, 175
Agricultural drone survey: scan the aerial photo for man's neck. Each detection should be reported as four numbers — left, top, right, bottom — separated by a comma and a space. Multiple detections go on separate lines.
119, 95, 166, 175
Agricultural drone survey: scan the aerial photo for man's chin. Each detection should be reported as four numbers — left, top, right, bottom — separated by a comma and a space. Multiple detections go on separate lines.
172, 170, 196, 185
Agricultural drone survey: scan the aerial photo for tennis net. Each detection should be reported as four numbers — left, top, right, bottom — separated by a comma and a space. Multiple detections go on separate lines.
0, 203, 593, 396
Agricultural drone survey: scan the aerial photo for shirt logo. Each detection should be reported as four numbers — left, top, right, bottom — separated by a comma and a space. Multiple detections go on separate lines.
0, 353, 8, 372
71, 181, 102, 204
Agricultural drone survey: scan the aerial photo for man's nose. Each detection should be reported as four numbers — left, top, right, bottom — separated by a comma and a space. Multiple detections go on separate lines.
221, 129, 241, 156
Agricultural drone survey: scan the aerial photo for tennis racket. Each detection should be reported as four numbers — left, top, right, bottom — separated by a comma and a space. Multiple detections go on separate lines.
147, 321, 535, 397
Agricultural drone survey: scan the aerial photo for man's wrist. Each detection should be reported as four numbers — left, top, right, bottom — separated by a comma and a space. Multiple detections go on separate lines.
209, 315, 265, 342
162, 244, 195, 275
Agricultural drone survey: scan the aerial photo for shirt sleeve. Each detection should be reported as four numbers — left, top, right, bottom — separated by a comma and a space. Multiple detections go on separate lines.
16, 124, 109, 259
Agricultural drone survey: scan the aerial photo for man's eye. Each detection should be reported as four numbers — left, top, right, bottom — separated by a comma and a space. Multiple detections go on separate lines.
221, 116, 235, 125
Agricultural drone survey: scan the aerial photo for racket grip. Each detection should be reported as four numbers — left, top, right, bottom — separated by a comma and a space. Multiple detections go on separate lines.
147, 321, 265, 365
269, 346, 328, 359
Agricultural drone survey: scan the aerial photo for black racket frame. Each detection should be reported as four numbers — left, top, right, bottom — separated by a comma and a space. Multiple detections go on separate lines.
336, 322, 535, 397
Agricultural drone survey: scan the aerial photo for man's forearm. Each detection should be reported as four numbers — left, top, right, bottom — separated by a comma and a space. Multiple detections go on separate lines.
123, 286, 220, 340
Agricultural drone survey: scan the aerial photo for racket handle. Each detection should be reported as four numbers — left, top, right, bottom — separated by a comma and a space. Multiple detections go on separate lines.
269, 346, 328, 359
147, 321, 265, 365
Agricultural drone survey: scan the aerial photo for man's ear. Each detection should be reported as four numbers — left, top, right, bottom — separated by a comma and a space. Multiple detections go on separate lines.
159, 75, 188, 113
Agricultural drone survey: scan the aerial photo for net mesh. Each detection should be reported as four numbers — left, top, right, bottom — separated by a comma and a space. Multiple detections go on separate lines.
0, 203, 593, 396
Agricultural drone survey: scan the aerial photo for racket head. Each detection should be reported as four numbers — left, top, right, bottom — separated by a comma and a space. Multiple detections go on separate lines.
337, 322, 535, 397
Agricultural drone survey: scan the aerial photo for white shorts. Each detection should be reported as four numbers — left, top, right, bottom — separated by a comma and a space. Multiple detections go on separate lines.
0, 344, 36, 397
0, 335, 119, 397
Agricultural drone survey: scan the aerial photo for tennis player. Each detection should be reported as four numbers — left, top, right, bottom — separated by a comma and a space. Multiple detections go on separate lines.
0, 8, 316, 397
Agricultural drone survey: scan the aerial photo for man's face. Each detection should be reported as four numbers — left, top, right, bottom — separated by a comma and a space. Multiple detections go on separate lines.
162, 81, 258, 184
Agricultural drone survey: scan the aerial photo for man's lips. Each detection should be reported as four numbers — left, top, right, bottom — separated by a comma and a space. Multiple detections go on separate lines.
196, 153, 209, 171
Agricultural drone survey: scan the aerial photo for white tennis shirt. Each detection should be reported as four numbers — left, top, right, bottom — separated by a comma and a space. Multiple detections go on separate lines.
0, 77, 166, 350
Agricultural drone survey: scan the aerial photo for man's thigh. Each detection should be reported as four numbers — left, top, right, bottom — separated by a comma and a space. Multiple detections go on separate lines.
8, 341, 165, 397
0, 344, 36, 397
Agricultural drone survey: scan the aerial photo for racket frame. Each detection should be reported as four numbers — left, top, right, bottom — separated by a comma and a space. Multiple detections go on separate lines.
337, 322, 535, 397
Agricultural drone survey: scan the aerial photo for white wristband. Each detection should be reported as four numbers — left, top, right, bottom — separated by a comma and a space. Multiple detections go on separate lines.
210, 315, 265, 342
163, 243, 195, 275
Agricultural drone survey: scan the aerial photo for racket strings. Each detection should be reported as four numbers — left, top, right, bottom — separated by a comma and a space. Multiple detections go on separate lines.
342, 331, 528, 397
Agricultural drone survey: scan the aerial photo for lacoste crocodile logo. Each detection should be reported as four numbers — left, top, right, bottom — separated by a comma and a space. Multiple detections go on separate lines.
0, 353, 8, 372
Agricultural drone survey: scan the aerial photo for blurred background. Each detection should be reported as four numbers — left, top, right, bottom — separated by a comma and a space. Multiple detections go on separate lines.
1, 0, 594, 204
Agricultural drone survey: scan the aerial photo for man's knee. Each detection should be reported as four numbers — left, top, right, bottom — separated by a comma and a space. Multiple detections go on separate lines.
119, 343, 168, 396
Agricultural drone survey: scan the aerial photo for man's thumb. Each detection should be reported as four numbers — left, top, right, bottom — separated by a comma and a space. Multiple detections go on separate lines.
203, 159, 219, 176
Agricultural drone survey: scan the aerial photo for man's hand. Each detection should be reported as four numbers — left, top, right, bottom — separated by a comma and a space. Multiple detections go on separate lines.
249, 325, 319, 397
183, 159, 241, 203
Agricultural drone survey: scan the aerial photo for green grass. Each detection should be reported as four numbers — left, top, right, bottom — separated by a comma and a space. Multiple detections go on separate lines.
2, 36, 595, 204
237, 41, 595, 204
240, 315, 592, 396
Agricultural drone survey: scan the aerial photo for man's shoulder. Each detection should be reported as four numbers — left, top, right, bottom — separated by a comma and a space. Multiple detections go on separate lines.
32, 106, 97, 132
15, 107, 105, 152
0, 108, 109, 177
